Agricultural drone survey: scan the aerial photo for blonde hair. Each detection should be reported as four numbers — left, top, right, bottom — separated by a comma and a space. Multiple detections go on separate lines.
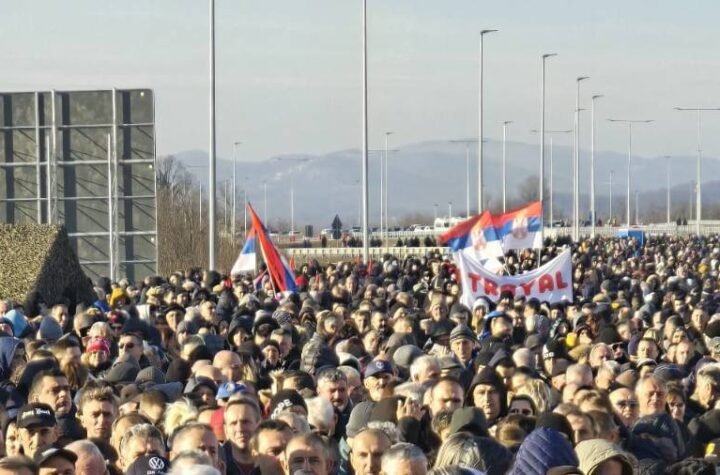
514, 379, 553, 413
163, 398, 199, 438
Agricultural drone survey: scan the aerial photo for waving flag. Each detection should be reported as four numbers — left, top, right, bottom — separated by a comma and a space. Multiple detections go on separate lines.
246, 204, 297, 293
494, 201, 543, 251
439, 211, 504, 259
230, 229, 257, 275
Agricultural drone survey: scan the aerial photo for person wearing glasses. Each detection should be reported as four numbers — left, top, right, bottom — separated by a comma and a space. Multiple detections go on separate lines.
609, 386, 639, 428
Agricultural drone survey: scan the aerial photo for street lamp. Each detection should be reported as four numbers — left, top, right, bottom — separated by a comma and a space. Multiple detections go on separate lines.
673, 107, 720, 235
607, 119, 654, 227
531, 129, 571, 226
208, 0, 217, 270
383, 131, 393, 240
502, 121, 512, 212
664, 156, 671, 224
361, 0, 369, 263
573, 76, 589, 241
232, 141, 242, 240
590, 94, 603, 237
478, 29, 498, 212
276, 157, 310, 236
450, 139, 480, 218
539, 53, 557, 230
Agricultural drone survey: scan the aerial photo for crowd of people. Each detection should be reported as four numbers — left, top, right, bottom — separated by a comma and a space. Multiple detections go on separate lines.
3, 234, 720, 474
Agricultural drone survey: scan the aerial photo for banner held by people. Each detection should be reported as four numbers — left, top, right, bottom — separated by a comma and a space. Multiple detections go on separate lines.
457, 248, 572, 306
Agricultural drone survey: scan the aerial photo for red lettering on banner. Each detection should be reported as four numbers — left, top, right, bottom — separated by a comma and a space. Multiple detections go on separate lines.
555, 271, 569, 289
468, 273, 482, 293
499, 284, 516, 296
538, 274, 554, 293
484, 279, 498, 296
520, 280, 535, 295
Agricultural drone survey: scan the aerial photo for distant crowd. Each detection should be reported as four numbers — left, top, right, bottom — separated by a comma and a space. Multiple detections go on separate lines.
3, 234, 720, 474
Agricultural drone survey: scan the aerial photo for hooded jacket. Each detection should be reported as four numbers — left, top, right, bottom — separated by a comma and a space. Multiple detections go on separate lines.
576, 439, 638, 475
508, 427, 578, 475
0, 337, 22, 380
466, 367, 508, 425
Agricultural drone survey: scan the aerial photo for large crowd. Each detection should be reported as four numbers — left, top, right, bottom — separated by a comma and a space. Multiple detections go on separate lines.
3, 234, 720, 475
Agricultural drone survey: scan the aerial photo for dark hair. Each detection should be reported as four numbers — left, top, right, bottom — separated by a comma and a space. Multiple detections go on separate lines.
29, 368, 67, 399
0, 455, 38, 474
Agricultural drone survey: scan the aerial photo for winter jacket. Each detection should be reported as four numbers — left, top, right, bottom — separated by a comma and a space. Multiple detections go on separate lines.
576, 438, 638, 475
300, 332, 339, 375
508, 427, 578, 475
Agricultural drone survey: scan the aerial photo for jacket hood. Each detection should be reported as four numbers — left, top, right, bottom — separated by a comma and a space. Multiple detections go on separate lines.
0, 337, 23, 379
576, 438, 638, 475
509, 427, 578, 475
466, 367, 508, 419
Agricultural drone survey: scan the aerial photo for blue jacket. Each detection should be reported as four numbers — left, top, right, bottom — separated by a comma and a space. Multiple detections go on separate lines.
509, 428, 578, 475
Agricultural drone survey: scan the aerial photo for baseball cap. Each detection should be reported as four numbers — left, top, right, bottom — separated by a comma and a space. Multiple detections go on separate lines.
364, 360, 393, 379
17, 403, 56, 429
125, 454, 170, 475
217, 382, 250, 400
449, 324, 476, 343
35, 447, 77, 467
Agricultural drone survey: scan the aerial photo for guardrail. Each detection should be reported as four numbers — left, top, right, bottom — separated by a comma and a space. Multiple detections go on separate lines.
286, 246, 448, 264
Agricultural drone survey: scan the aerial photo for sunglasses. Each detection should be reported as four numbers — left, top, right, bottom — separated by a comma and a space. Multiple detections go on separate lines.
616, 400, 638, 409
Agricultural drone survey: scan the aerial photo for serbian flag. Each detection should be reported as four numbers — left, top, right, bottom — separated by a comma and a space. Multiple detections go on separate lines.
493, 201, 543, 251
246, 204, 298, 293
439, 210, 504, 259
230, 229, 257, 275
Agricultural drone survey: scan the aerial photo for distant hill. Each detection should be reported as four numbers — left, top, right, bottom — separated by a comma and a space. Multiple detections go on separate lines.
170, 139, 717, 229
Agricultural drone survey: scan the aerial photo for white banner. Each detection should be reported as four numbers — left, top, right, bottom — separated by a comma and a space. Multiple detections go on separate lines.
458, 249, 573, 306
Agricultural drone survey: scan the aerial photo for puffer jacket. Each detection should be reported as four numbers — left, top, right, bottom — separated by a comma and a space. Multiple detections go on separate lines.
508, 427, 578, 475
299, 332, 338, 375
576, 438, 638, 475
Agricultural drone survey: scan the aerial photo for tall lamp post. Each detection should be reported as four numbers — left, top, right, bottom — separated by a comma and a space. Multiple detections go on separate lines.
383, 131, 393, 241
590, 94, 603, 238
539, 53, 557, 231
573, 76, 589, 241
664, 156, 671, 224
276, 157, 310, 235
232, 141, 242, 240
502, 121, 512, 212
208, 0, 217, 270
673, 107, 720, 235
478, 29, 498, 212
607, 119, 654, 227
361, 0, 369, 263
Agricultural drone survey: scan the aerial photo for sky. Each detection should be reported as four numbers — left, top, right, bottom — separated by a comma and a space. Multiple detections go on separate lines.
4, 0, 720, 164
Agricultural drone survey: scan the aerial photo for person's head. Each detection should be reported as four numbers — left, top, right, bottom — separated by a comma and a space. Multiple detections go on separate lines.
36, 448, 77, 475
163, 398, 199, 439
410, 356, 440, 384
169, 450, 214, 473
29, 369, 72, 417
565, 364, 593, 387
508, 395, 536, 417
252, 419, 293, 474
380, 443, 427, 475
0, 455, 38, 475
450, 335, 474, 364
350, 428, 392, 475
429, 378, 464, 417
316, 368, 350, 412
137, 389, 167, 425
77, 382, 118, 441
16, 403, 58, 458
363, 362, 394, 402
110, 413, 150, 454
271, 330, 293, 359
666, 384, 687, 422
283, 432, 330, 475
169, 423, 222, 471
564, 408, 598, 445
118, 423, 165, 471
305, 397, 336, 437
693, 364, 720, 409
117, 333, 143, 361
65, 440, 107, 475
490, 315, 513, 339
635, 375, 667, 416
433, 432, 503, 471
636, 338, 659, 361
5, 421, 21, 457
224, 399, 261, 453
50, 304, 69, 330
212, 350, 243, 383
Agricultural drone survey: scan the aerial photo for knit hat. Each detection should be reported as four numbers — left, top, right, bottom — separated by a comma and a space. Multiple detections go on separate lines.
346, 401, 376, 438
449, 324, 476, 343
136, 366, 166, 386
448, 407, 489, 437
392, 345, 424, 370
268, 389, 308, 419
37, 316, 63, 341
87, 337, 111, 353
106, 361, 140, 384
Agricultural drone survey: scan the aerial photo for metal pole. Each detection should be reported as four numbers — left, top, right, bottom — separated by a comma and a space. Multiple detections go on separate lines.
199, 184, 203, 228
380, 143, 384, 240
384, 131, 392, 240
540, 53, 556, 232
573, 76, 589, 241
635, 190, 639, 225
627, 123, 632, 227
243, 188, 248, 236
666, 156, 671, 223
448, 201, 452, 218
107, 134, 114, 281
34, 92, 42, 223
232, 141, 242, 239
465, 144, 470, 217
290, 179, 295, 235
697, 110, 702, 235
609, 170, 613, 223
478, 29, 497, 213
264, 182, 268, 223
361, 0, 369, 263
549, 135, 553, 225
224, 180, 229, 234
591, 94, 603, 237
208, 0, 217, 270
502, 121, 511, 212
434, 203, 438, 220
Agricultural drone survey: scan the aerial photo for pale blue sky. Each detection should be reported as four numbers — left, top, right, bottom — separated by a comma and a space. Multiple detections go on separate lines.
4, 1, 720, 163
